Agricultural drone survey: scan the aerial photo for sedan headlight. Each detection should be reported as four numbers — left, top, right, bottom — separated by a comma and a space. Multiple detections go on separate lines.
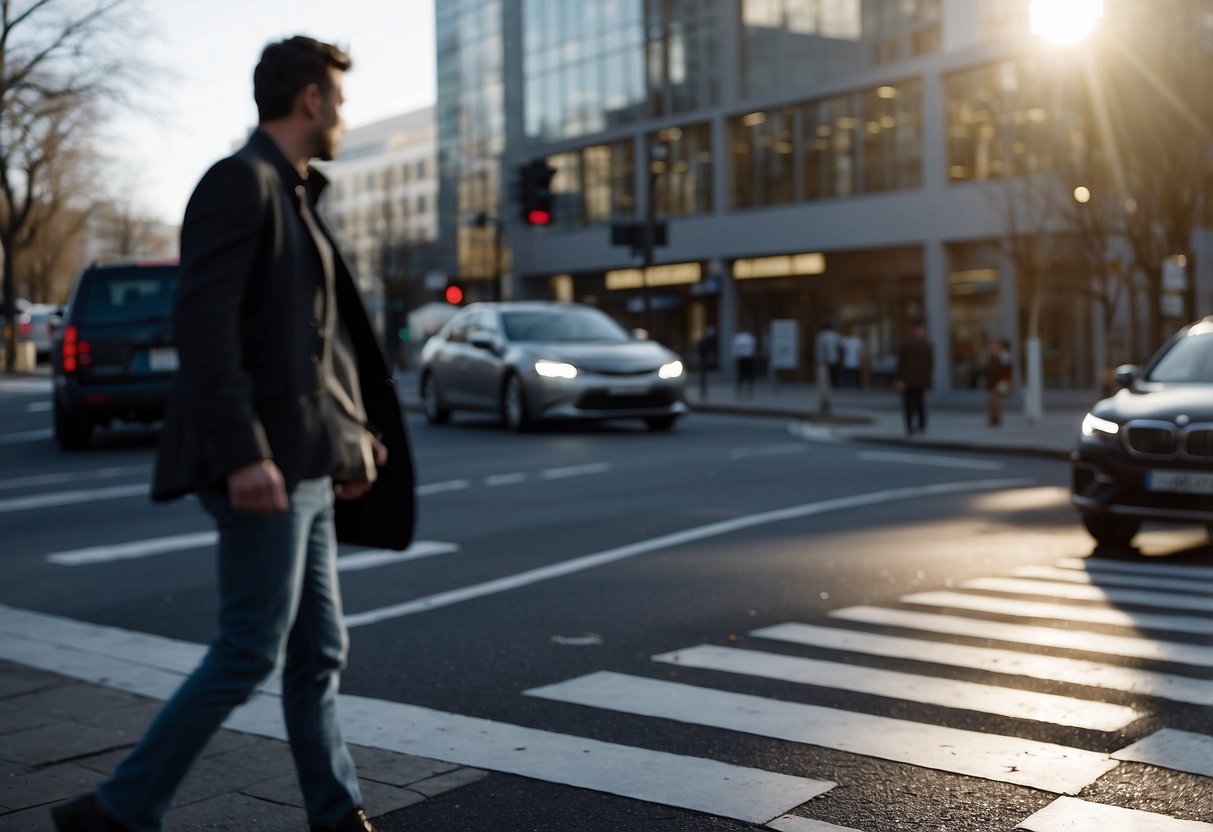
535, 359, 577, 379
1081, 412, 1120, 439
658, 360, 683, 380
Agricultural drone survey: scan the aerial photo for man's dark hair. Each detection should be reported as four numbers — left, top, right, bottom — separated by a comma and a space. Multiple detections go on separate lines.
254, 36, 352, 122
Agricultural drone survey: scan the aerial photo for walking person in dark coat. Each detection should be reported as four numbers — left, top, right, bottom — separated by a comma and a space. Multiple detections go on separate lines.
695, 325, 718, 400
895, 321, 934, 435
985, 337, 1013, 426
52, 36, 414, 832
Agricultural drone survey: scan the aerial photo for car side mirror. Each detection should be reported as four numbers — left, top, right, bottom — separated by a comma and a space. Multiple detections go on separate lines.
1114, 364, 1138, 389
469, 331, 496, 352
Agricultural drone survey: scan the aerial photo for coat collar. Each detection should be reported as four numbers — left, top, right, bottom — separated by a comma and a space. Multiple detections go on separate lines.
247, 128, 329, 203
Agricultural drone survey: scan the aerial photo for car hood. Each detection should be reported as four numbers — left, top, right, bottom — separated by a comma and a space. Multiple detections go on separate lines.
1096, 385, 1213, 423
522, 340, 676, 373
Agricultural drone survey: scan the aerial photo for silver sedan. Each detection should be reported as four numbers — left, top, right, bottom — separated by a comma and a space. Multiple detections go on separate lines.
418, 302, 687, 431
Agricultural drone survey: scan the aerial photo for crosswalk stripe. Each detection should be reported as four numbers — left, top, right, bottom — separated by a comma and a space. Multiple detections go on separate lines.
0, 465, 149, 492
768, 816, 864, 832
1113, 729, 1213, 779
0, 428, 52, 445
416, 479, 472, 496
753, 623, 1213, 706
337, 542, 457, 572
902, 591, 1213, 636
525, 671, 1118, 794
0, 604, 835, 824
47, 531, 217, 565
0, 482, 147, 512
963, 577, 1213, 612
830, 606, 1213, 667
539, 462, 613, 479
1013, 565, 1213, 596
652, 644, 1137, 731
1017, 796, 1213, 831
1056, 557, 1213, 582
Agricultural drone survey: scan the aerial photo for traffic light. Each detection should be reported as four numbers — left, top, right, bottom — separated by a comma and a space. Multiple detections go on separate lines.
443, 282, 464, 305
519, 159, 555, 226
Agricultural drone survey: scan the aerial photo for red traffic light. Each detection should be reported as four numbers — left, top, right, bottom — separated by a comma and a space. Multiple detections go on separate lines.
526, 209, 552, 226
444, 284, 464, 305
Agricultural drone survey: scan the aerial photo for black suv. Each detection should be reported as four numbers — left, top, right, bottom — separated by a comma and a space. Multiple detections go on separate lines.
52, 260, 180, 450
1072, 317, 1213, 547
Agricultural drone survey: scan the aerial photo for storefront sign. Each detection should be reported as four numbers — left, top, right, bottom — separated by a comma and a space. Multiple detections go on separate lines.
606, 262, 702, 290
733, 252, 826, 280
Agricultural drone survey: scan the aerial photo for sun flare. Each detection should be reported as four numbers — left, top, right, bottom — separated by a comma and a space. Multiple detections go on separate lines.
1029, 0, 1104, 45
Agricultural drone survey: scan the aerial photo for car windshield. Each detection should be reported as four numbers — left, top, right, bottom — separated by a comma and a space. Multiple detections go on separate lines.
1147, 325, 1213, 383
501, 309, 630, 343
76, 267, 179, 325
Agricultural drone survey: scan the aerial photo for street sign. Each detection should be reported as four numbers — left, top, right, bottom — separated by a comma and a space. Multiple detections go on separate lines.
770, 320, 800, 371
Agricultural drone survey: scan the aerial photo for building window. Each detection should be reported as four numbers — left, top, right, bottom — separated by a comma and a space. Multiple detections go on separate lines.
730, 107, 795, 209
651, 123, 712, 217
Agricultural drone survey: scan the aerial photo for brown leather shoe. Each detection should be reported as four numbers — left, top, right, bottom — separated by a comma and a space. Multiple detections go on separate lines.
50, 794, 130, 831
311, 807, 377, 832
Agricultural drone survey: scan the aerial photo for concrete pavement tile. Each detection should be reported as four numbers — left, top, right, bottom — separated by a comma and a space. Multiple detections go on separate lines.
0, 759, 30, 779
168, 791, 306, 831
237, 774, 303, 808
407, 767, 487, 798
0, 663, 63, 700
0, 762, 103, 812
171, 738, 296, 807
358, 778, 427, 816
73, 700, 160, 735
0, 721, 133, 767
348, 745, 458, 787
76, 728, 271, 778
0, 804, 58, 831
1, 685, 144, 728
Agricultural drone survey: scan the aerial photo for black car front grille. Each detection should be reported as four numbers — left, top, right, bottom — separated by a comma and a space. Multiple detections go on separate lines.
1125, 423, 1177, 457
1184, 428, 1213, 460
577, 388, 679, 411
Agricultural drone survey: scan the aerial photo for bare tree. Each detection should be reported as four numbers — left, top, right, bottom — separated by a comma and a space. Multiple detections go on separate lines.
0, 0, 147, 371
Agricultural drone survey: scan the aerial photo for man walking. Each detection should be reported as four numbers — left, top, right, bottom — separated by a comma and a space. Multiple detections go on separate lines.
895, 321, 934, 435
52, 36, 414, 832
732, 327, 757, 398
815, 321, 840, 414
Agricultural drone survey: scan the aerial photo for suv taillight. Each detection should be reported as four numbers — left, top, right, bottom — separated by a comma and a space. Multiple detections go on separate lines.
61, 324, 89, 372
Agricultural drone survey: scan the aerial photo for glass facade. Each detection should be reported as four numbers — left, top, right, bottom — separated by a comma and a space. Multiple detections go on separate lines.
740, 0, 940, 99
651, 123, 713, 217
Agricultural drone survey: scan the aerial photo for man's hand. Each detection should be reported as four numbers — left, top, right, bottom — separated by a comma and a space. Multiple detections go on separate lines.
227, 460, 288, 514
334, 437, 389, 502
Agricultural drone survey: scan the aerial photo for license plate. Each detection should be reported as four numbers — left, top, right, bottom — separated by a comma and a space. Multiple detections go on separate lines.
1146, 469, 1213, 495
607, 382, 650, 396
149, 347, 179, 372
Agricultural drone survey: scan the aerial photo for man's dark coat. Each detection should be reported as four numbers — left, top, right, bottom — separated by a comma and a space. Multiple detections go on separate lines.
152, 130, 415, 550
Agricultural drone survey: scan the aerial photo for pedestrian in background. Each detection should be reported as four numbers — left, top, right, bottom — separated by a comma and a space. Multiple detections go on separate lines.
895, 321, 934, 435
815, 321, 840, 414
53, 36, 414, 832
985, 337, 1013, 427
696, 325, 718, 400
841, 330, 864, 388
733, 327, 757, 398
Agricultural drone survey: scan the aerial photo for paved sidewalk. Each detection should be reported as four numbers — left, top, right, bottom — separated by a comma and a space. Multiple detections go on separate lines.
0, 660, 484, 830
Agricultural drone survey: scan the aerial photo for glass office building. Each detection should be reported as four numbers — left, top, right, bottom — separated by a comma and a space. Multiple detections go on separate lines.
436, 0, 1213, 391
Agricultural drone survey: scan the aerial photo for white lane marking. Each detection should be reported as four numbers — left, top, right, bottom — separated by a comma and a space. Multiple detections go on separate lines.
964, 577, 1213, 612
653, 644, 1137, 731
416, 479, 472, 496
0, 464, 149, 492
342, 478, 1032, 628
485, 472, 528, 487
1014, 565, 1213, 596
729, 444, 811, 460
337, 542, 458, 572
1114, 729, 1213, 779
525, 671, 1117, 794
1056, 557, 1213, 582
1017, 796, 1213, 831
769, 816, 864, 832
0, 604, 834, 826
539, 462, 613, 480
856, 450, 1004, 471
902, 591, 1213, 636
788, 422, 836, 442
0, 428, 53, 445
754, 623, 1213, 706
48, 531, 217, 566
25, 401, 52, 412
0, 482, 147, 513
830, 606, 1213, 668
0, 379, 52, 394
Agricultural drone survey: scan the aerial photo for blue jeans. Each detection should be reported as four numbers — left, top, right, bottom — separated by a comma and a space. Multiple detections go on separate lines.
97, 477, 361, 830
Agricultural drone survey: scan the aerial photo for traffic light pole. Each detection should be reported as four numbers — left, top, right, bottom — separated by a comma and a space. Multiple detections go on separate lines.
641, 167, 657, 338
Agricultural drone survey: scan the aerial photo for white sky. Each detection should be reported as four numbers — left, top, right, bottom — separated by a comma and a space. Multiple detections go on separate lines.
112, 0, 436, 225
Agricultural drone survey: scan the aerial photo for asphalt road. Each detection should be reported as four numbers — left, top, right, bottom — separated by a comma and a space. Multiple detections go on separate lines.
2, 378, 1211, 832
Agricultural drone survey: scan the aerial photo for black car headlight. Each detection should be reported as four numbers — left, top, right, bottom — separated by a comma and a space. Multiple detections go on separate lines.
1081, 412, 1120, 442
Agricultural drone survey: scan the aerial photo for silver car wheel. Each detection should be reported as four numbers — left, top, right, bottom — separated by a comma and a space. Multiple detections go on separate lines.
422, 373, 450, 424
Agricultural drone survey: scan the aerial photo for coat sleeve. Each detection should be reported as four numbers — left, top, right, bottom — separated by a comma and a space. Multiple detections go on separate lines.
176, 156, 273, 481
